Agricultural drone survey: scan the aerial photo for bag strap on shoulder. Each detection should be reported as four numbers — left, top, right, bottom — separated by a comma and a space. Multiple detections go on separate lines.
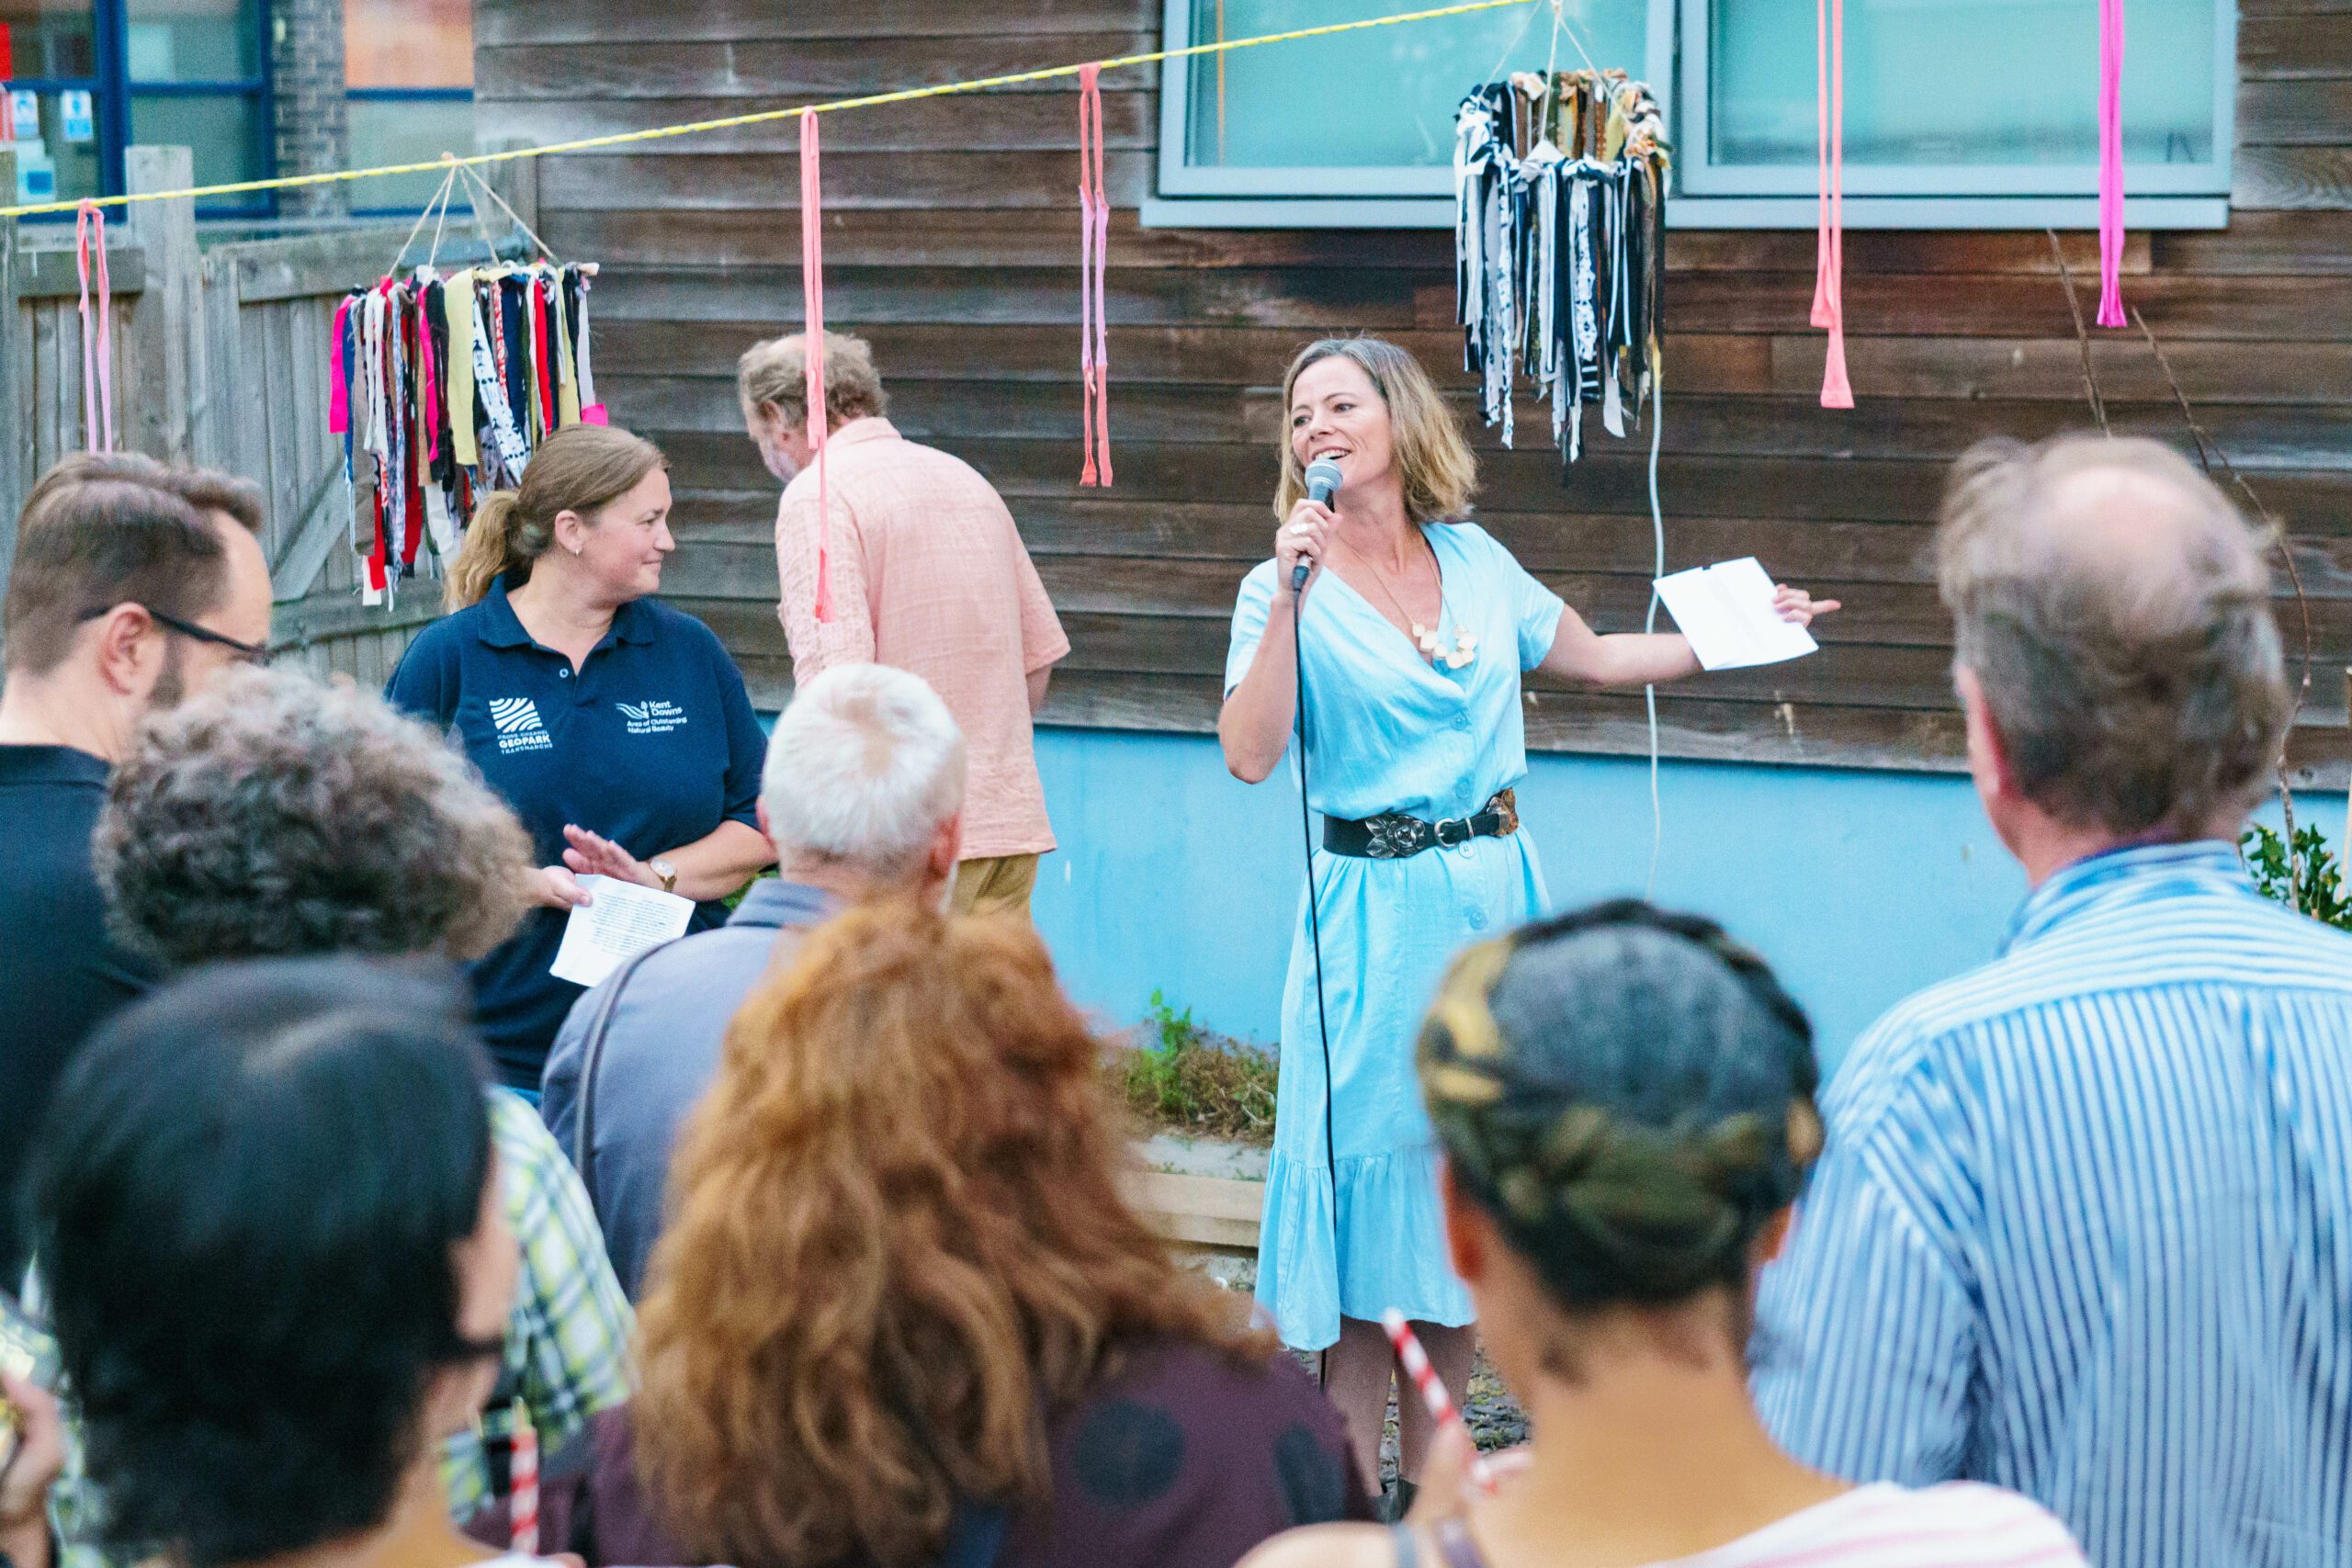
571, 940, 673, 1209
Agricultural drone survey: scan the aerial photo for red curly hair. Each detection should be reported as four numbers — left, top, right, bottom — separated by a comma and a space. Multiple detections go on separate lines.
633, 900, 1269, 1568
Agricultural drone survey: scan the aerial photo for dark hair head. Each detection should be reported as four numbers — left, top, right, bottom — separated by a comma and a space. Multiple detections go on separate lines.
1419, 900, 1822, 1312
26, 958, 499, 1568
3, 472, 236, 678
96, 665, 536, 966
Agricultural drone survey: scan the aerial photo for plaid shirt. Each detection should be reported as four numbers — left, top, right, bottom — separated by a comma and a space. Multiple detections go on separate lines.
441, 1089, 635, 1520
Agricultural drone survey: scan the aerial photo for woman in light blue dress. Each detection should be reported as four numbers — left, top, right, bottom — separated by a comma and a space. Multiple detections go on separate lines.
1220, 337, 1838, 1497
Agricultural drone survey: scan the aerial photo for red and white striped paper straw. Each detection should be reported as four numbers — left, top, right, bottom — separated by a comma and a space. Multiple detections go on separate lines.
1381, 1308, 1497, 1495
509, 1399, 539, 1554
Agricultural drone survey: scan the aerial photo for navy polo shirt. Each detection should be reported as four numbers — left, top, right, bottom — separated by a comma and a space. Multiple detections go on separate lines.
386, 576, 765, 1087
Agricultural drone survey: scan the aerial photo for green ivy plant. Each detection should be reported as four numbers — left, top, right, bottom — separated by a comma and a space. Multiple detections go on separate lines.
2242, 823, 2352, 933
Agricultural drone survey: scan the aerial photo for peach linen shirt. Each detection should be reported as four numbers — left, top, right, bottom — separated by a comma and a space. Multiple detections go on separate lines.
775, 418, 1069, 859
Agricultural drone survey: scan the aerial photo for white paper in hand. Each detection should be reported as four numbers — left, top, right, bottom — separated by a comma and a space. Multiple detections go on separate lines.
1653, 557, 1819, 671
549, 874, 695, 987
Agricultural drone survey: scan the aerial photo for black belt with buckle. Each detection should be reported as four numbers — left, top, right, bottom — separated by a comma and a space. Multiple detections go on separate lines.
1324, 788, 1521, 860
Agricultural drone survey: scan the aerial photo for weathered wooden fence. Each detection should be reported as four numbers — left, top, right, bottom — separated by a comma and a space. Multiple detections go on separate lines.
0, 144, 535, 682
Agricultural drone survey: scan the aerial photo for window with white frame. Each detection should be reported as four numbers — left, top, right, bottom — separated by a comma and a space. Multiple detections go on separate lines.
1148, 0, 2234, 228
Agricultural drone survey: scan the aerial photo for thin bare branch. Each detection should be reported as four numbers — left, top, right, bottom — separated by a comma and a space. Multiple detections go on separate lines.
2132, 303, 2321, 906
2048, 229, 2110, 436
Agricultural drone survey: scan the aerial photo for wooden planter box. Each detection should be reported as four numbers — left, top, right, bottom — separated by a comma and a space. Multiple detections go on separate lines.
1125, 1169, 1265, 1250
1124, 1134, 1267, 1252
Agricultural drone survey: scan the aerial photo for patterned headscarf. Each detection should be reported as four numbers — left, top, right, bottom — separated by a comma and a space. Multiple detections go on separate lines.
1419, 900, 1825, 1307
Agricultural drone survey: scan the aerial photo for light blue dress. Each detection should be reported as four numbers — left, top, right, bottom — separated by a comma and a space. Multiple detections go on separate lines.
1226, 521, 1566, 1350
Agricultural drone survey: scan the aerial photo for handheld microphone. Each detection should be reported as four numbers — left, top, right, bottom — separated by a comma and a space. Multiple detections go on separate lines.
1293, 457, 1343, 592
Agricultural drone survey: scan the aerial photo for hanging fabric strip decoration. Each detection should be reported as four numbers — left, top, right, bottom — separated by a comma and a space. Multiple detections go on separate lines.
1086, 65, 1112, 487
1077, 63, 1114, 487
1809, 0, 1831, 330
800, 109, 834, 623
74, 202, 116, 453
331, 258, 600, 605
329, 296, 355, 439
1815, 0, 1853, 409
2096, 0, 2126, 328
1453, 71, 1668, 479
1078, 65, 1102, 487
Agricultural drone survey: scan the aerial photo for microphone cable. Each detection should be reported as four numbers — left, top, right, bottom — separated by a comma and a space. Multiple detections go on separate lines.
1290, 566, 1341, 1372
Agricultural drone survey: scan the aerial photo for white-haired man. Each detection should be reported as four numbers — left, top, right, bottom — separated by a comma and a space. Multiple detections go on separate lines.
541, 662, 967, 1296
1752, 435, 2352, 1568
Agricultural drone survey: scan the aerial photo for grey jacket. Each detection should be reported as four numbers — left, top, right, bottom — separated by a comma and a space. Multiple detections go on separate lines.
541, 878, 838, 1298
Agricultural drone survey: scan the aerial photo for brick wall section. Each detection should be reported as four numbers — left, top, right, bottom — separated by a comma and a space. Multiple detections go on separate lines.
269, 0, 347, 218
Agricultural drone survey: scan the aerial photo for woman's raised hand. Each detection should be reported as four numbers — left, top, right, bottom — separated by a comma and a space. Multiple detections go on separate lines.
562, 824, 660, 890
1772, 585, 1843, 627
1275, 498, 1334, 596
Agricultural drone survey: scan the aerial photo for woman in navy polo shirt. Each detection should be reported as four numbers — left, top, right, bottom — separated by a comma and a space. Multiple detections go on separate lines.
388, 424, 774, 1089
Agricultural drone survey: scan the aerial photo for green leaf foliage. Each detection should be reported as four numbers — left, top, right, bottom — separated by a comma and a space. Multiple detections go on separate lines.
2241, 823, 2352, 933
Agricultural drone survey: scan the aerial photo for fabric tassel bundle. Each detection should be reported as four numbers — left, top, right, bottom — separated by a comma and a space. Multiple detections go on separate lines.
1454, 70, 1668, 476
330, 261, 603, 604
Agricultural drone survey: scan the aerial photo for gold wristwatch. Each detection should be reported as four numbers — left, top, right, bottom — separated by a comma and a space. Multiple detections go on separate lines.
650, 858, 678, 894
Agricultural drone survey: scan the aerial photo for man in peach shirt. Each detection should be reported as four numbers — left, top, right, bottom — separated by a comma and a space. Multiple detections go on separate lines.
744, 331, 1069, 916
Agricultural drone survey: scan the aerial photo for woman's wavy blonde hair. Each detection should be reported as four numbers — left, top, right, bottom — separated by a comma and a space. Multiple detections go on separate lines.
634, 901, 1269, 1568
1274, 336, 1477, 525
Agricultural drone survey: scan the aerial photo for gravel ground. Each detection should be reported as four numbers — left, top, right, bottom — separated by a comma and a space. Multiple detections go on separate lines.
1370, 1350, 1528, 1487
1190, 1246, 1528, 1490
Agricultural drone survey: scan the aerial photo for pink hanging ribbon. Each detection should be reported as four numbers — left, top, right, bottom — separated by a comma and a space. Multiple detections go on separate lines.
2096, 0, 2127, 328
328, 296, 354, 435
800, 109, 834, 623
1077, 63, 1114, 487
415, 287, 439, 464
74, 202, 116, 452
1813, 0, 1852, 409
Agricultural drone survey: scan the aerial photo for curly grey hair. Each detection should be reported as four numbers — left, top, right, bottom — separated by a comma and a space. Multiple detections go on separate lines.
1938, 434, 2290, 837
96, 666, 535, 966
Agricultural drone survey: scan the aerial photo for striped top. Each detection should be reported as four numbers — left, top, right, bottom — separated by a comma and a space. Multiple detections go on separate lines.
1752, 841, 2352, 1568
1390, 1483, 2081, 1566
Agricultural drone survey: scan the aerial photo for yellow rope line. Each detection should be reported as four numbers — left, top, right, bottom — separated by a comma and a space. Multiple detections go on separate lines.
2, 0, 1532, 219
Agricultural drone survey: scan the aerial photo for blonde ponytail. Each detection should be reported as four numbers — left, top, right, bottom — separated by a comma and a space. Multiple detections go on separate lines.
441, 425, 670, 612
445, 491, 533, 611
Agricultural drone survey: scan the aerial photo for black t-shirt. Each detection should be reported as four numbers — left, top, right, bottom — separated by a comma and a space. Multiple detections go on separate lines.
0, 745, 153, 1279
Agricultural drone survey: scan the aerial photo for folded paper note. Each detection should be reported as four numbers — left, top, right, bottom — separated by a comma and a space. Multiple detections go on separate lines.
1653, 557, 1818, 671
549, 874, 694, 987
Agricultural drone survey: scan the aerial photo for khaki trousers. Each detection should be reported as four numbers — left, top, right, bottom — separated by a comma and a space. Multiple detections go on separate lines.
949, 853, 1040, 919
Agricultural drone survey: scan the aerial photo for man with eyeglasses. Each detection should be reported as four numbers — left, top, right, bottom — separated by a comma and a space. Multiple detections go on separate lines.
0, 455, 270, 1283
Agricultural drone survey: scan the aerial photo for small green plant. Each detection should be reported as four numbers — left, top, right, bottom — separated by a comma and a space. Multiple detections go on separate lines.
1108, 989, 1279, 1144
2242, 823, 2352, 932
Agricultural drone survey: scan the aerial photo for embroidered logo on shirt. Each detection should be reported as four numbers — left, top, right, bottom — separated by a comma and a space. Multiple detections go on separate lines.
488, 697, 553, 754
616, 698, 688, 736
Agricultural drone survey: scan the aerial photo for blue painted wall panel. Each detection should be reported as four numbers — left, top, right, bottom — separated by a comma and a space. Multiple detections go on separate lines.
1026, 726, 2334, 1077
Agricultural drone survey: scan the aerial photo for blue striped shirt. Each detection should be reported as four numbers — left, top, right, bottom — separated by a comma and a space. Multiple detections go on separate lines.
1752, 840, 2352, 1568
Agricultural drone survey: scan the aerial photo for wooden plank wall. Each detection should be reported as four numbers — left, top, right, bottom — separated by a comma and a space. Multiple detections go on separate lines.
0, 205, 443, 687
477, 0, 2352, 785
191, 219, 543, 689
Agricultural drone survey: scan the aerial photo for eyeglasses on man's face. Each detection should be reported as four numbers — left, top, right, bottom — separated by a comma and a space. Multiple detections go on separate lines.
75, 603, 271, 665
